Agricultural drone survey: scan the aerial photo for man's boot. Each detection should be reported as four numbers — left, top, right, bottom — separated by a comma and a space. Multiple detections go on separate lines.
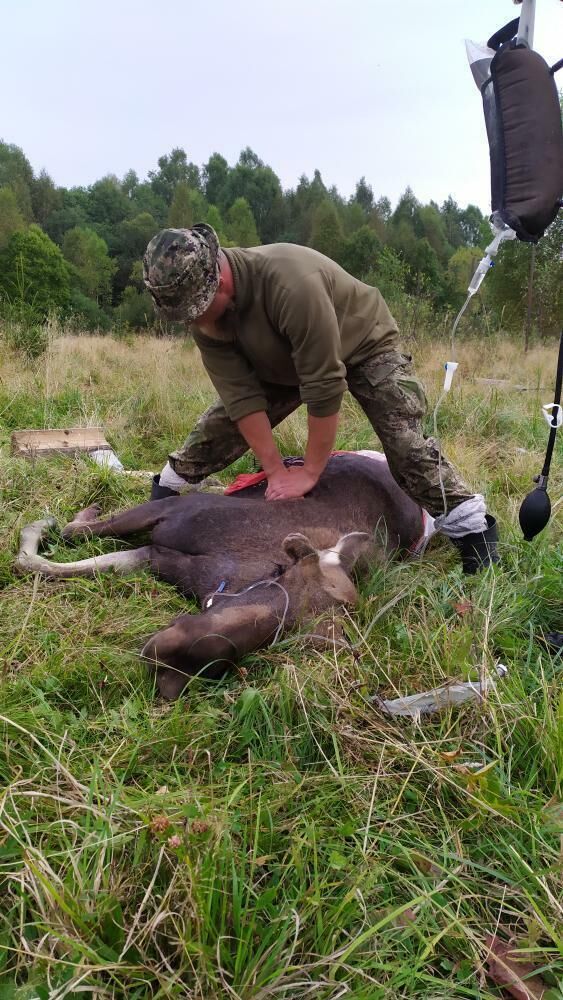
150, 474, 180, 501
451, 515, 500, 574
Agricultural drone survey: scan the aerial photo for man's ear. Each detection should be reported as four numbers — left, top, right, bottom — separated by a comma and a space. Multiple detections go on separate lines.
334, 532, 372, 573
282, 532, 317, 563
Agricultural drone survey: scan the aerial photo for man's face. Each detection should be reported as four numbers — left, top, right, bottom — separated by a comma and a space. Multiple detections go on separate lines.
194, 286, 232, 326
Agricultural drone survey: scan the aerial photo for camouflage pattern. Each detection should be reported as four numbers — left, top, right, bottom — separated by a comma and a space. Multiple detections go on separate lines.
169, 351, 473, 518
346, 350, 473, 516
169, 386, 301, 484
143, 225, 220, 322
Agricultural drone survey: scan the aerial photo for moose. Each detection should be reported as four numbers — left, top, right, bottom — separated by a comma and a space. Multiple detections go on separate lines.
17, 452, 431, 699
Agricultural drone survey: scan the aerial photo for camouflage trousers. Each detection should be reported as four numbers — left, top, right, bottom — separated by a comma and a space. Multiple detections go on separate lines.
169, 350, 474, 518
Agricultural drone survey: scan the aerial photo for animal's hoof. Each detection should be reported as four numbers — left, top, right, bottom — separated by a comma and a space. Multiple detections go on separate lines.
73, 504, 103, 523
61, 505, 102, 539
15, 517, 59, 574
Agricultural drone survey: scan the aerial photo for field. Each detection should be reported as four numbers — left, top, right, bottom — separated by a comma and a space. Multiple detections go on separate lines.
0, 331, 561, 999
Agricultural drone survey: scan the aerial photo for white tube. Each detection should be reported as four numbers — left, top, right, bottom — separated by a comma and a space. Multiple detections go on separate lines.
443, 362, 459, 392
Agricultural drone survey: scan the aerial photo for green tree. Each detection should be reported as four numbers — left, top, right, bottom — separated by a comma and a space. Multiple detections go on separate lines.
0, 224, 70, 317
367, 246, 410, 302
86, 175, 130, 230
63, 227, 117, 304
481, 237, 528, 329
374, 196, 392, 223
340, 200, 365, 235
116, 212, 159, 261
226, 198, 260, 247
338, 225, 381, 279
446, 246, 484, 308
221, 148, 284, 243
0, 187, 25, 249
149, 148, 200, 205
533, 215, 563, 337
353, 177, 374, 214
458, 204, 487, 247
310, 199, 344, 261
121, 169, 139, 200
486, 216, 563, 335
203, 153, 230, 206
390, 219, 443, 299
392, 187, 420, 229
116, 261, 156, 329
206, 204, 229, 245
0, 141, 34, 220
440, 196, 466, 249
417, 203, 452, 264
31, 170, 61, 228
116, 285, 155, 329
68, 290, 112, 332
110, 212, 159, 303
44, 187, 89, 245
285, 170, 328, 244
167, 183, 206, 228
128, 182, 167, 225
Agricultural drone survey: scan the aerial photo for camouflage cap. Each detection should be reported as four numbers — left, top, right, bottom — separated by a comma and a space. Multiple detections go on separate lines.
143, 224, 220, 322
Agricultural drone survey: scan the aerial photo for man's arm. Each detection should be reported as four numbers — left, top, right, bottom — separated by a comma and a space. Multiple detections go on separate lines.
236, 411, 285, 479
263, 411, 339, 500
236, 411, 304, 500
277, 271, 347, 418
236, 410, 339, 500
193, 331, 268, 422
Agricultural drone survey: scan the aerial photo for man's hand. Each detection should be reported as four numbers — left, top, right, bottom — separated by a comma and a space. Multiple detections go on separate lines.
265, 466, 318, 501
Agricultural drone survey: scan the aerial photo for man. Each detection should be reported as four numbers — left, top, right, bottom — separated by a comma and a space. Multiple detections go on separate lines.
143, 224, 498, 573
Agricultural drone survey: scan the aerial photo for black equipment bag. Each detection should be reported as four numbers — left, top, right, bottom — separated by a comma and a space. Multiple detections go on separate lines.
482, 21, 563, 243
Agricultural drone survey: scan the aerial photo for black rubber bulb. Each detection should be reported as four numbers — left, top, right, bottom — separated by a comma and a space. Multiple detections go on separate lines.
518, 487, 551, 541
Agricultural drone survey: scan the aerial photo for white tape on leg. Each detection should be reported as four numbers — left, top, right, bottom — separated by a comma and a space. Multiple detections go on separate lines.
434, 495, 487, 538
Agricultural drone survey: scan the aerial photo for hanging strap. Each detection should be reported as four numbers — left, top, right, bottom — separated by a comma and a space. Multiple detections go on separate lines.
540, 330, 563, 480
487, 18, 520, 51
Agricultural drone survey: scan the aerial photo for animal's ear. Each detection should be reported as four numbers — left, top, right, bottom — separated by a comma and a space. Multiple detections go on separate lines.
335, 532, 372, 572
282, 532, 317, 563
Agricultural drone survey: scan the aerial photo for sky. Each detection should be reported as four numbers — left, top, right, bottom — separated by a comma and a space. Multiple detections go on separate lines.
2, 0, 561, 214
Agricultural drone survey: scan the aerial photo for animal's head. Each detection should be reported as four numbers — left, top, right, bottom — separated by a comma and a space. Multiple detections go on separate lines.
281, 530, 372, 610
142, 529, 372, 700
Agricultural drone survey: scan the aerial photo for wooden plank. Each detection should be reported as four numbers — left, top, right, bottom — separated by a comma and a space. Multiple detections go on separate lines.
11, 427, 111, 458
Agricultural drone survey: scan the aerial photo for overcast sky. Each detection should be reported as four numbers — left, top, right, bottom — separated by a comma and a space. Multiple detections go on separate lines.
2, 0, 561, 214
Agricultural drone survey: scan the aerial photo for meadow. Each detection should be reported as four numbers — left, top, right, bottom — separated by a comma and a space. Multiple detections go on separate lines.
0, 329, 561, 999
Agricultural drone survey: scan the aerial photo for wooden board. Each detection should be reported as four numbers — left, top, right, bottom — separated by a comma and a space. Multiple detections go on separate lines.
11, 427, 110, 458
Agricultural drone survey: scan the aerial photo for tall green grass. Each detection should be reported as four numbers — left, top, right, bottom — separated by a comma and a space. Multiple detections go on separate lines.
0, 331, 561, 998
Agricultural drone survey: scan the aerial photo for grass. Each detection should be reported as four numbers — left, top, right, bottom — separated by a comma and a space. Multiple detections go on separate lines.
0, 328, 561, 999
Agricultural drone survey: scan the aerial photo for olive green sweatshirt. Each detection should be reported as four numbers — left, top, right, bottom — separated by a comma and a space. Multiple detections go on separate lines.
192, 243, 399, 421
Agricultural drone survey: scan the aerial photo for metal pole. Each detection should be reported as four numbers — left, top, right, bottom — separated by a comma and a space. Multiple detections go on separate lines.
515, 0, 536, 48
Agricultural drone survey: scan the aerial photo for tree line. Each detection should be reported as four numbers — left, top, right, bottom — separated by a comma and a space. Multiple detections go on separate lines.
0, 140, 560, 342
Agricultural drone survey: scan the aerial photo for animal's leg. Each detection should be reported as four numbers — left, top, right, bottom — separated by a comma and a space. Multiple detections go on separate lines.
148, 545, 201, 598
17, 518, 152, 579
67, 504, 103, 525
299, 617, 351, 652
142, 601, 281, 699
61, 500, 169, 542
